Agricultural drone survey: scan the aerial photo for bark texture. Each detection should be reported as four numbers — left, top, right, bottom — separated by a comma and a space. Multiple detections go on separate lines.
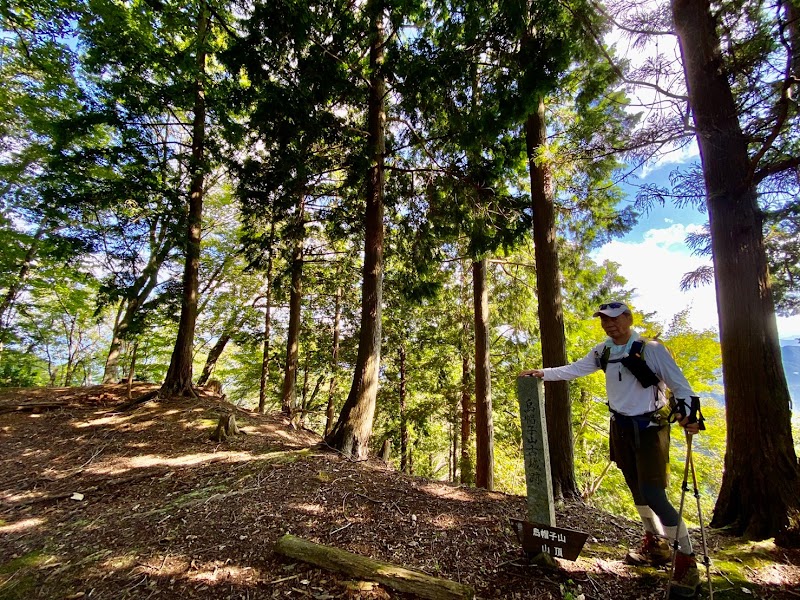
473, 258, 494, 490
325, 0, 385, 459
274, 534, 474, 600
672, 0, 800, 542
526, 97, 576, 499
281, 232, 304, 416
161, 6, 208, 398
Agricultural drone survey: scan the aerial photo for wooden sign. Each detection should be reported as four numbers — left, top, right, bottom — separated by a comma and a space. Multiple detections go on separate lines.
510, 518, 589, 562
516, 376, 555, 525
514, 377, 588, 562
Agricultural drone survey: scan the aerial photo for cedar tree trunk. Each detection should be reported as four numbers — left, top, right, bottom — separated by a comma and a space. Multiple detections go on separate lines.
672, 0, 800, 542
473, 257, 494, 490
161, 5, 208, 397
281, 226, 304, 416
526, 96, 577, 499
325, 0, 385, 459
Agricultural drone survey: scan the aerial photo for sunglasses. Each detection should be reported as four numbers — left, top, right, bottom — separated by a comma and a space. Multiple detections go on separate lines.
599, 302, 625, 310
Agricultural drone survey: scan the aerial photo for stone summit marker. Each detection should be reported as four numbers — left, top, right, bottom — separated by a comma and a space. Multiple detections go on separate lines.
513, 376, 588, 562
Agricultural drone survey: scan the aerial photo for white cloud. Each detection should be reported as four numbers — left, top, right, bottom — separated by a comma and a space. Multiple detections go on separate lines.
593, 225, 800, 340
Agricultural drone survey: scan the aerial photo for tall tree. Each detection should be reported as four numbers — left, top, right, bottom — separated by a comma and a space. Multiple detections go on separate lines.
472, 257, 494, 488
671, 0, 800, 542
509, 0, 627, 499
393, 0, 534, 487
280, 201, 306, 416
526, 96, 574, 497
162, 2, 210, 396
325, 0, 386, 458
227, 0, 362, 419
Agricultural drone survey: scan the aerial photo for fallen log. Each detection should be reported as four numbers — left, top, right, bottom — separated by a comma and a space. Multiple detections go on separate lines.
115, 390, 160, 412
4, 468, 171, 508
5, 456, 232, 508
274, 534, 474, 600
0, 401, 70, 415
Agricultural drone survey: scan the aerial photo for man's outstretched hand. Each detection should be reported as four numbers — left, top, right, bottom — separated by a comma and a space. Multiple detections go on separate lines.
519, 369, 544, 378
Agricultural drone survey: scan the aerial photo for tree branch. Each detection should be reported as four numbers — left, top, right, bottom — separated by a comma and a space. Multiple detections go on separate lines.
754, 156, 800, 185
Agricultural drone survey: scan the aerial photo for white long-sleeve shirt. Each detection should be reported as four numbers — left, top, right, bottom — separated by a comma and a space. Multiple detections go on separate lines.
542, 331, 695, 417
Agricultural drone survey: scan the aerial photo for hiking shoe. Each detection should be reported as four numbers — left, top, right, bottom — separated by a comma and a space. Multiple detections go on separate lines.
670, 552, 701, 597
625, 532, 672, 566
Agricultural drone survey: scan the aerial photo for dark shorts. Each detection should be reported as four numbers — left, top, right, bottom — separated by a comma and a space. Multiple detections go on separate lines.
609, 417, 670, 501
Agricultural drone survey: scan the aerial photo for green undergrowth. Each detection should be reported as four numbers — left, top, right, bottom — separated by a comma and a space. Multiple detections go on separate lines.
0, 550, 54, 600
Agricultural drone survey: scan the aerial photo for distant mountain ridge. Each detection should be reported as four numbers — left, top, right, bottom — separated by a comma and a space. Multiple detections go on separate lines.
708, 344, 800, 411
782, 344, 800, 413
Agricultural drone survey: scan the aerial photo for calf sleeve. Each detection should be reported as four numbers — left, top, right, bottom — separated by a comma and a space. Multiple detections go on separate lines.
640, 482, 693, 553
636, 505, 664, 536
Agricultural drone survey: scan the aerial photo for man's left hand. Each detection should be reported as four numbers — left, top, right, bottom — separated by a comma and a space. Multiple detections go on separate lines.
678, 415, 700, 435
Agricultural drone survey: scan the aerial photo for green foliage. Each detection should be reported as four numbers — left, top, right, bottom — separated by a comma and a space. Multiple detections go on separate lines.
660, 310, 722, 396
2, 0, 781, 539
629, 0, 799, 314
669, 403, 726, 526
0, 348, 49, 387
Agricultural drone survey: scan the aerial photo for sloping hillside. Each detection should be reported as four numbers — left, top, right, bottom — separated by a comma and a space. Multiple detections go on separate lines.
1, 385, 798, 599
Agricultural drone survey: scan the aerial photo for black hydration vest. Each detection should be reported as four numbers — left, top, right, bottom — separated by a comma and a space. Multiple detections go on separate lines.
598, 340, 661, 388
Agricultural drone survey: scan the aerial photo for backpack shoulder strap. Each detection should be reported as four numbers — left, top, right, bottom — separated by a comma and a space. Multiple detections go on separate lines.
619, 338, 661, 388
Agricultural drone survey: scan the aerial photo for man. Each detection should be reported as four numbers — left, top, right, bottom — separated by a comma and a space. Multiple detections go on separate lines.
520, 301, 703, 598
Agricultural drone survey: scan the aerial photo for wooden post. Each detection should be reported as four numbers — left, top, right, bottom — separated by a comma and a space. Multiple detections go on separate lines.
516, 376, 555, 526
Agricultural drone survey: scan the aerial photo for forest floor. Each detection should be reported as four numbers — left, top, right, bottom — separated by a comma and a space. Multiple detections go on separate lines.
1, 385, 799, 600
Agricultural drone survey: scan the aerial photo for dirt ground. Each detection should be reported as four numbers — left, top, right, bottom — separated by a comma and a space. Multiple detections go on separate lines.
1, 384, 798, 600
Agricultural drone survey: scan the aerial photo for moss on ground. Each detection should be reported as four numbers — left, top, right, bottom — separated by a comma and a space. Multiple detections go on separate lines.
0, 550, 54, 600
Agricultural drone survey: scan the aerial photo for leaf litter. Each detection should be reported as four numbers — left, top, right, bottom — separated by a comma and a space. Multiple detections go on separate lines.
1, 384, 798, 599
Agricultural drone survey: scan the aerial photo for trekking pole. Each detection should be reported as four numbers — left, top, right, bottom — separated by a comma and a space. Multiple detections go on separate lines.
688, 440, 713, 600
665, 432, 694, 600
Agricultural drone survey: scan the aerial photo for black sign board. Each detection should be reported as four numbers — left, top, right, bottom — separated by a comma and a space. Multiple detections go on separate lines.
510, 518, 589, 561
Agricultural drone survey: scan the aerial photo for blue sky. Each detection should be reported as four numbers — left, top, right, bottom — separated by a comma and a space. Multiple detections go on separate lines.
592, 25, 800, 345
591, 164, 800, 344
